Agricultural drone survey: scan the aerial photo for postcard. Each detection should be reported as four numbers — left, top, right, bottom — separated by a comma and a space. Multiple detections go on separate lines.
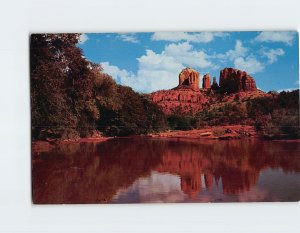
31, 32, 300, 203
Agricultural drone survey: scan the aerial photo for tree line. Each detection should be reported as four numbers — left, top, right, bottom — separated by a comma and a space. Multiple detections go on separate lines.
31, 34, 167, 140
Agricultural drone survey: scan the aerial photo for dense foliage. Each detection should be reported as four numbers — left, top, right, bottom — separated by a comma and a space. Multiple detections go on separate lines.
247, 90, 300, 139
167, 115, 197, 130
31, 34, 99, 139
31, 34, 166, 139
167, 90, 299, 139
96, 85, 167, 136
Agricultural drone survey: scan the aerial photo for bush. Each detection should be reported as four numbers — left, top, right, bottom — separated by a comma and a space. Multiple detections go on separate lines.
97, 86, 167, 136
167, 115, 196, 130
194, 102, 248, 127
256, 109, 300, 139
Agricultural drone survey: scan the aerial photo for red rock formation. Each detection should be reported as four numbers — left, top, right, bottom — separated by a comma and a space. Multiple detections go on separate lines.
202, 73, 211, 89
150, 67, 259, 115
150, 68, 208, 114
150, 89, 208, 115
211, 77, 219, 90
219, 68, 257, 93
178, 67, 200, 91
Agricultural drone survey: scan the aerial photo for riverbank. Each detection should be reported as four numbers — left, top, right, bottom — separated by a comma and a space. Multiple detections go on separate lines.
32, 137, 112, 153
32, 125, 300, 154
32, 125, 251, 154
149, 125, 259, 140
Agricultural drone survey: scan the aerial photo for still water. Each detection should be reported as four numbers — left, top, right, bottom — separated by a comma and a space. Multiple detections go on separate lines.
32, 137, 300, 203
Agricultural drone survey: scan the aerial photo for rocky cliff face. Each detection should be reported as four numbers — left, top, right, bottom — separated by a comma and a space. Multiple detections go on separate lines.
150, 89, 208, 114
211, 77, 219, 90
178, 67, 200, 91
150, 68, 209, 114
202, 73, 211, 89
150, 67, 260, 115
219, 68, 257, 93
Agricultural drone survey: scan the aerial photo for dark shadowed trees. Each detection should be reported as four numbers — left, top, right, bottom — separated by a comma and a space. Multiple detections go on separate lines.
31, 33, 167, 139
97, 85, 167, 136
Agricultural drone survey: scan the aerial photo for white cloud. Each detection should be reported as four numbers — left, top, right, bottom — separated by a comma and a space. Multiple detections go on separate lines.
101, 60, 182, 93
217, 40, 248, 61
254, 31, 296, 45
101, 61, 138, 86
152, 32, 228, 43
113, 171, 185, 203
216, 40, 264, 74
102, 42, 215, 93
277, 88, 298, 93
137, 49, 183, 71
78, 33, 89, 44
234, 56, 264, 74
228, 40, 248, 59
163, 42, 213, 68
101, 62, 130, 82
136, 49, 184, 92
118, 33, 139, 43
261, 48, 285, 64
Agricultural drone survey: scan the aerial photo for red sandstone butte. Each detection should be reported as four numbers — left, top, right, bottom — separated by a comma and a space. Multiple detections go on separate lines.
219, 68, 257, 93
179, 67, 200, 91
150, 67, 260, 115
211, 77, 219, 90
150, 68, 209, 114
202, 73, 211, 89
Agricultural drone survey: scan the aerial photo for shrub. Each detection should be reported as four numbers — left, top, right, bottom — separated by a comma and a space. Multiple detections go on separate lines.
167, 115, 196, 130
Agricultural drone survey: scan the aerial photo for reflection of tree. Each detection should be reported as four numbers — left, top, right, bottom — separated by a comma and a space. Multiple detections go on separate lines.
32, 139, 163, 204
32, 138, 300, 203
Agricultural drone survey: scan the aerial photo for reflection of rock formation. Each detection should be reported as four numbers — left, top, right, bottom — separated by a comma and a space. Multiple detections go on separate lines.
153, 139, 299, 198
154, 141, 258, 197
178, 173, 213, 197
32, 138, 300, 203
181, 175, 202, 198
221, 168, 259, 194
204, 173, 213, 191
32, 139, 162, 204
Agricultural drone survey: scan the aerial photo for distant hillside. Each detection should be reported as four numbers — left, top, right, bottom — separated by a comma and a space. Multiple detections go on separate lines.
150, 67, 299, 139
150, 67, 267, 115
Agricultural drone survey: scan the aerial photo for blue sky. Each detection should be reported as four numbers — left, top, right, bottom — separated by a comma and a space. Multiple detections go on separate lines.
78, 31, 299, 93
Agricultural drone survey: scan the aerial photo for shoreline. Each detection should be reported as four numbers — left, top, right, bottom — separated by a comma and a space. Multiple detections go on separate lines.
148, 125, 259, 140
32, 125, 300, 154
32, 137, 112, 154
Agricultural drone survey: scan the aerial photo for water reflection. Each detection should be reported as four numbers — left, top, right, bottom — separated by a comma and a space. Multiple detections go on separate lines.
32, 138, 300, 203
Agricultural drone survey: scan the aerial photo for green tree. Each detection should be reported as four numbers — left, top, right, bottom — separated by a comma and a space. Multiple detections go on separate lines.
97, 85, 167, 136
31, 34, 99, 139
